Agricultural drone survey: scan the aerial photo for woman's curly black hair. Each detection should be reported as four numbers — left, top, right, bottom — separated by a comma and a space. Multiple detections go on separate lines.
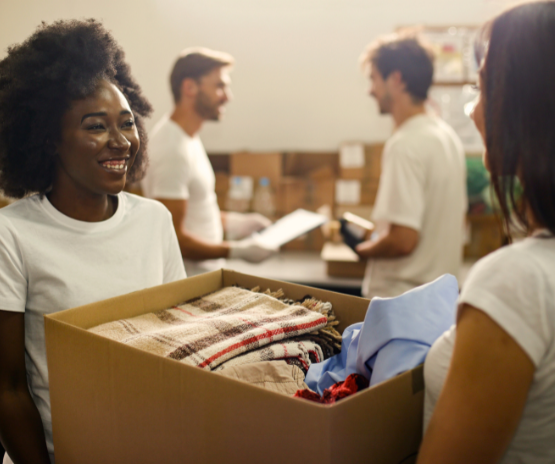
0, 19, 153, 198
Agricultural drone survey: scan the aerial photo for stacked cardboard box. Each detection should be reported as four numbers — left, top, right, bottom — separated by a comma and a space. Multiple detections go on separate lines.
213, 172, 229, 211
279, 152, 337, 251
213, 151, 338, 251
209, 147, 384, 252
213, 152, 283, 219
279, 152, 337, 213
230, 151, 283, 188
275, 177, 335, 217
321, 242, 367, 278
464, 214, 505, 259
335, 143, 384, 220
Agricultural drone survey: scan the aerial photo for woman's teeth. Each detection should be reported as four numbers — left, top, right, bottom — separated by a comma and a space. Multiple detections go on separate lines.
101, 160, 126, 170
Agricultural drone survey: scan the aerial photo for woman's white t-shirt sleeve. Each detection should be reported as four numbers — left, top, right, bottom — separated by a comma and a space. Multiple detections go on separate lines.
0, 218, 27, 312
459, 247, 551, 367
372, 142, 426, 231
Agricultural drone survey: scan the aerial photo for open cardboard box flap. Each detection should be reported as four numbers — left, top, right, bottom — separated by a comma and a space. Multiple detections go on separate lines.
45, 269, 423, 464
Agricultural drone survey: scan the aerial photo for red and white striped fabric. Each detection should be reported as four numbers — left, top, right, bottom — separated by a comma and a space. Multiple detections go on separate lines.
90, 286, 329, 371
216, 339, 324, 373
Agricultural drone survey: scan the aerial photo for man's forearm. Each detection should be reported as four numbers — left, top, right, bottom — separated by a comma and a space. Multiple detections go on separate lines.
176, 229, 230, 260
356, 224, 419, 259
356, 235, 407, 259
0, 389, 51, 464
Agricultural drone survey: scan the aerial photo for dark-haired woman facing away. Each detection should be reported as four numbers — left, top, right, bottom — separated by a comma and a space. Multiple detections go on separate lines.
0, 20, 185, 464
418, 2, 555, 463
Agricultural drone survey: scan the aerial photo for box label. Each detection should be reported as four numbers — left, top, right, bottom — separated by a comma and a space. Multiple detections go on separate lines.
335, 180, 361, 205
339, 144, 365, 169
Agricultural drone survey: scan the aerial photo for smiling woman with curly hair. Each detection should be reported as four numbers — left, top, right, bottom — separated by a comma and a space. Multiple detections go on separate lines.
0, 19, 151, 198
0, 20, 186, 464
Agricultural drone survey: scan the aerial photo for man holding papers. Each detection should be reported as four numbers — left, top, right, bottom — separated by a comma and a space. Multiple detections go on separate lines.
142, 48, 276, 276
356, 33, 467, 298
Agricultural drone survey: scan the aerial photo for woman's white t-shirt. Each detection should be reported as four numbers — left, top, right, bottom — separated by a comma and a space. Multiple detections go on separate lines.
424, 232, 555, 463
0, 193, 186, 459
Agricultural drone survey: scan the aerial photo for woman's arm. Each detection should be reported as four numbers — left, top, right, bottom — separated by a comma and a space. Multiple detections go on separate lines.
0, 310, 51, 464
417, 304, 535, 464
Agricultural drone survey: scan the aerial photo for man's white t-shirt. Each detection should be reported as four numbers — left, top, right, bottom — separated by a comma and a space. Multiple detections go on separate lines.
141, 116, 224, 276
363, 113, 467, 298
424, 232, 555, 463
0, 193, 186, 460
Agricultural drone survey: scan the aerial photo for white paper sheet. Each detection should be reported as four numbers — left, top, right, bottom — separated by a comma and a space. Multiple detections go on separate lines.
255, 209, 328, 248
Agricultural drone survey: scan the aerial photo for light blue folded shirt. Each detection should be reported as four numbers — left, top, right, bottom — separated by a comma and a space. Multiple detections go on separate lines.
305, 274, 458, 395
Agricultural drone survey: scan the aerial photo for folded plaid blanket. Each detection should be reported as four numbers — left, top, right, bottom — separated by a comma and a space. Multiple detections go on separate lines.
215, 339, 324, 373
90, 286, 331, 371
289, 334, 338, 360
216, 361, 309, 396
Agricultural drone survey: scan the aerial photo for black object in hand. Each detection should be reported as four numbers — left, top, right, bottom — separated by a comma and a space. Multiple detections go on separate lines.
339, 218, 364, 252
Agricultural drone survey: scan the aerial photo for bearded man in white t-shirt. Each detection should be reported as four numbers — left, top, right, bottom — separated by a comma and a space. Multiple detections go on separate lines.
356, 34, 467, 298
142, 48, 276, 276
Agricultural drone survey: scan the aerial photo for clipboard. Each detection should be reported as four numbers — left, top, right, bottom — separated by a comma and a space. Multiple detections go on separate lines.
255, 209, 328, 248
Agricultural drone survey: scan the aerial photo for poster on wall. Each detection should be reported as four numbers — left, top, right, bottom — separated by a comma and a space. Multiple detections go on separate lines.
424, 30, 465, 82
421, 26, 480, 84
428, 85, 484, 154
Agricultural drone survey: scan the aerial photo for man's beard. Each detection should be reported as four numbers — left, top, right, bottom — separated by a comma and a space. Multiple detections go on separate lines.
194, 91, 222, 121
377, 91, 392, 115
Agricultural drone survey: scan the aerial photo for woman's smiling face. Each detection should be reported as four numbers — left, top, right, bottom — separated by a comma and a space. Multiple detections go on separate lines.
54, 79, 140, 197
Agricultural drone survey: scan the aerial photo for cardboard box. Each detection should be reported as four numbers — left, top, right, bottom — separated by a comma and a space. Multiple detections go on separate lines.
307, 164, 336, 180
45, 270, 424, 464
277, 177, 335, 216
321, 242, 367, 278
214, 172, 229, 195
230, 152, 283, 188
339, 144, 384, 181
335, 179, 361, 206
464, 214, 505, 259
207, 153, 231, 173
326, 260, 367, 279
335, 205, 374, 222
360, 178, 380, 205
282, 228, 326, 252
276, 177, 304, 214
214, 172, 229, 211
335, 178, 380, 208
283, 151, 339, 178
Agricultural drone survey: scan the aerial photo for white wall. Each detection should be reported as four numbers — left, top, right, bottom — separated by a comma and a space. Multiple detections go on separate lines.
0, 0, 511, 152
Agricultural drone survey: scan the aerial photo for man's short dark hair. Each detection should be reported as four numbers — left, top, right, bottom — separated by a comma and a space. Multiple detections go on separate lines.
170, 47, 234, 103
362, 32, 435, 102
